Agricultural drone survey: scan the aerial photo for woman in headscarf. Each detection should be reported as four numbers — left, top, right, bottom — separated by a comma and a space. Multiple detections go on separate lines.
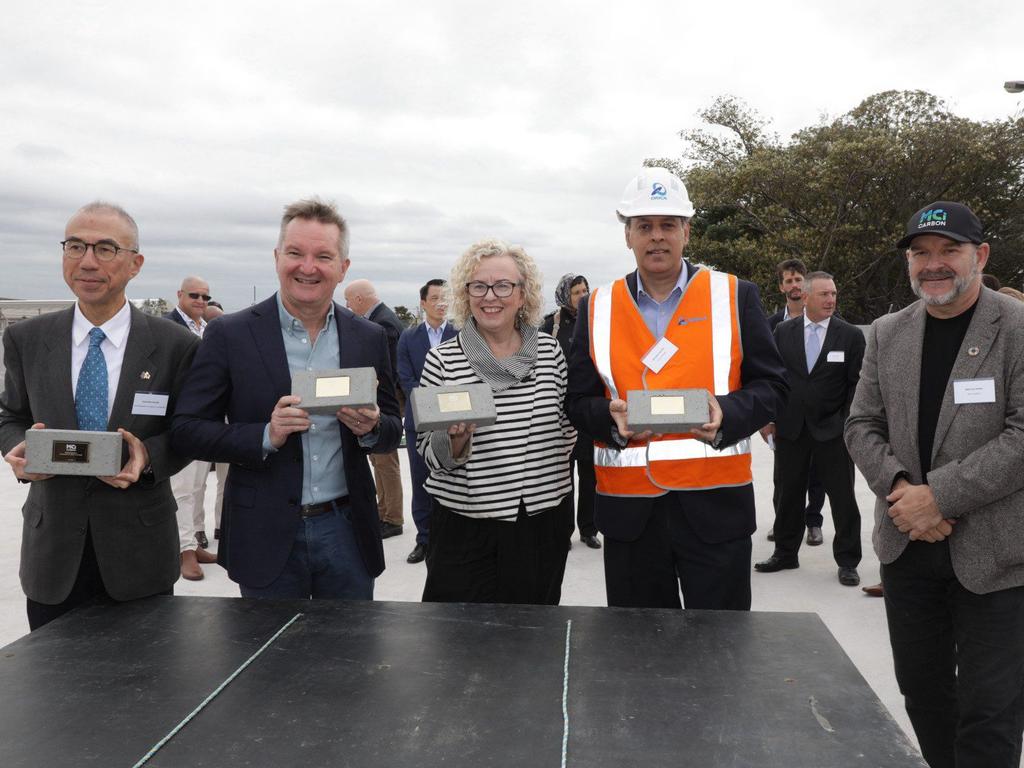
541, 273, 600, 550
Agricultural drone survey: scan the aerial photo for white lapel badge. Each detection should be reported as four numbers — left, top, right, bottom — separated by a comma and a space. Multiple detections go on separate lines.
967, 347, 979, 357
141, 371, 152, 380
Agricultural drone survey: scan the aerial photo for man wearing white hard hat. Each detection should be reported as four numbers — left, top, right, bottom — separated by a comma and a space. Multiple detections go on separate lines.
567, 167, 787, 610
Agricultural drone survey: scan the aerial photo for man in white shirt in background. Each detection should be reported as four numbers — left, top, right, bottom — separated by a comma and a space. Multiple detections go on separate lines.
164, 276, 216, 580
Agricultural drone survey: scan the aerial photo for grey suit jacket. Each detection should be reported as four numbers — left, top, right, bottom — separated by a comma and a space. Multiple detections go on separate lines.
0, 305, 199, 604
844, 288, 1024, 594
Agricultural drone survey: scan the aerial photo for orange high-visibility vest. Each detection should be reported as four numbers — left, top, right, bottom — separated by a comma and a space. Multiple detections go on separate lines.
588, 268, 752, 496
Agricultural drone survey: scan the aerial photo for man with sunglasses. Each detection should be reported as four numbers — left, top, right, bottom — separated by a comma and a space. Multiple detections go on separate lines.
0, 202, 198, 630
164, 277, 217, 580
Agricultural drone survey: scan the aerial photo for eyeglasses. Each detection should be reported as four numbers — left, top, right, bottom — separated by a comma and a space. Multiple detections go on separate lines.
61, 239, 137, 262
466, 280, 520, 298
187, 292, 212, 301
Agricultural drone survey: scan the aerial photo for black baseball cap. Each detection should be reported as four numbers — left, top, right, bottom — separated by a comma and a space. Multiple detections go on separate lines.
897, 201, 984, 249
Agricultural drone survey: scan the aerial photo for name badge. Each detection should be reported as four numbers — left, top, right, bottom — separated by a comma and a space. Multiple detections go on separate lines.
641, 338, 679, 374
953, 378, 996, 405
132, 392, 169, 416
826, 351, 845, 363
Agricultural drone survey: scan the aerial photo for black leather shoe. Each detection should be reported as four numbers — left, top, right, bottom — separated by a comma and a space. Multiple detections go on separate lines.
766, 527, 775, 542
754, 555, 799, 573
838, 567, 860, 586
381, 522, 404, 539
806, 526, 823, 546
407, 543, 427, 564
581, 535, 602, 549
195, 531, 209, 549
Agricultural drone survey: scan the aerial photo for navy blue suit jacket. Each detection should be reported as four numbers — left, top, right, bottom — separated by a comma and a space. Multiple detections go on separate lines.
163, 308, 189, 328
566, 264, 787, 543
396, 322, 458, 432
170, 295, 402, 588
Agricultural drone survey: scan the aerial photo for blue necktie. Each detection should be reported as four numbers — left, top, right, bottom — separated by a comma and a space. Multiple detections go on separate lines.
76, 327, 108, 431
805, 323, 821, 373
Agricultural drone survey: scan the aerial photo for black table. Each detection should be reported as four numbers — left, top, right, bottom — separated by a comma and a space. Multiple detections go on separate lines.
0, 597, 924, 767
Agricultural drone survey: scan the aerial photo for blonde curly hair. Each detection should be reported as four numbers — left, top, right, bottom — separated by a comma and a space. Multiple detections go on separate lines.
447, 238, 543, 328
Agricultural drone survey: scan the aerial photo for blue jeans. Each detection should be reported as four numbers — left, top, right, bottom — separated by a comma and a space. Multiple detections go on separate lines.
240, 502, 374, 600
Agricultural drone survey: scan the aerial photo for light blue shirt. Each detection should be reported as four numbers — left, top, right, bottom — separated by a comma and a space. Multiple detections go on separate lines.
636, 262, 690, 339
262, 295, 348, 505
426, 320, 448, 349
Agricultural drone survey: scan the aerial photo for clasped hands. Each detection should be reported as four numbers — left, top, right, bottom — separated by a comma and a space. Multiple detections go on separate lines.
4, 423, 149, 489
887, 478, 956, 542
268, 395, 380, 449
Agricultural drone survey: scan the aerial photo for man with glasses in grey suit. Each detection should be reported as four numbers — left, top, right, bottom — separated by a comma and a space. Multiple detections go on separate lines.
0, 202, 198, 631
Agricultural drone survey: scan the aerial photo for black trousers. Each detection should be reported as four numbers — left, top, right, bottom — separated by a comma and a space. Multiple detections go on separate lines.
882, 541, 1024, 768
771, 453, 826, 528
569, 439, 598, 538
422, 497, 571, 605
603, 493, 752, 610
773, 430, 861, 567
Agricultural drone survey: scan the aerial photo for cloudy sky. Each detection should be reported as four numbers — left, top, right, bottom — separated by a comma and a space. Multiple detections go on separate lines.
1, 0, 1021, 314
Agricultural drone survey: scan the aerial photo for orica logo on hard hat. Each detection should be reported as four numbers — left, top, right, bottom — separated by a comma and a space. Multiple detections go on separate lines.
650, 183, 667, 200
919, 209, 948, 228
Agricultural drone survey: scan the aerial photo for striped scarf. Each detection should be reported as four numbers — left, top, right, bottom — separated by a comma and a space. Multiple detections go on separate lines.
460, 318, 538, 393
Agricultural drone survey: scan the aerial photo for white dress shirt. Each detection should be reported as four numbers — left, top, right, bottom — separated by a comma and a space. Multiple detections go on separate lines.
71, 300, 132, 421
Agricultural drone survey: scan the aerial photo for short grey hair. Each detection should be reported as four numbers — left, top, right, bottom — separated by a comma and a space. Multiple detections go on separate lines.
74, 201, 140, 250
279, 197, 349, 259
804, 270, 834, 290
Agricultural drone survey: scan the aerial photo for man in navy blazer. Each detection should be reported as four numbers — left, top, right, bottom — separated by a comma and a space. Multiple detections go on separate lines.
396, 278, 457, 563
171, 198, 402, 599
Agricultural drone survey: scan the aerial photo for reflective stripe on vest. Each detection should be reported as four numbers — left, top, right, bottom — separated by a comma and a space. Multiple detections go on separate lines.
588, 269, 752, 494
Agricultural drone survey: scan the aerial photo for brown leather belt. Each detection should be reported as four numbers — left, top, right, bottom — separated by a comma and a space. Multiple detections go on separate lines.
299, 495, 349, 518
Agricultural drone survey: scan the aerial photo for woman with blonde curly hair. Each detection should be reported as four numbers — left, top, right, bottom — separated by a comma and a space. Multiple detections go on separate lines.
416, 238, 575, 604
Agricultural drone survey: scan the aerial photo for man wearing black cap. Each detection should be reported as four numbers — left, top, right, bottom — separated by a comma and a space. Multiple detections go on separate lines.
845, 201, 1024, 768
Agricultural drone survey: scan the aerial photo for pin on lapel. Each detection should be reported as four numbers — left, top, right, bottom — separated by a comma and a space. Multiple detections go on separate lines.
140, 371, 152, 380
967, 347, 980, 357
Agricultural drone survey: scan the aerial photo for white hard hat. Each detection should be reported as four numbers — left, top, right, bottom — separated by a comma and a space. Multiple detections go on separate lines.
616, 167, 695, 220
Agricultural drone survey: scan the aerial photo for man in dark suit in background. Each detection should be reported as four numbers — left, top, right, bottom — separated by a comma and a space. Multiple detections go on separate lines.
164, 275, 217, 580
755, 271, 865, 585
396, 278, 457, 563
764, 258, 826, 545
344, 278, 407, 539
171, 198, 401, 599
0, 202, 198, 630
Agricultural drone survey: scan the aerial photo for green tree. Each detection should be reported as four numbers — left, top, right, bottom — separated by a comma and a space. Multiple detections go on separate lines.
393, 305, 416, 328
650, 91, 1024, 322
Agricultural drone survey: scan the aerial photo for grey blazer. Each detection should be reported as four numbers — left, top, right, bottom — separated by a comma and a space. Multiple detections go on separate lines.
844, 288, 1024, 594
0, 305, 198, 604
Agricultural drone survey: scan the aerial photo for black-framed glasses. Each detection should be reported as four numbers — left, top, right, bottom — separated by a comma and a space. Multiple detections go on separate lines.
466, 280, 520, 298
61, 239, 136, 262
187, 292, 212, 301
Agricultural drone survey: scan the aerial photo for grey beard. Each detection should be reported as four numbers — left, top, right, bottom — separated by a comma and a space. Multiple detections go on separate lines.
910, 260, 979, 306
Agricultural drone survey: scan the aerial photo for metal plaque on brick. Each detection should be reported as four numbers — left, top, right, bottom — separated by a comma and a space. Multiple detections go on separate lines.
25, 429, 123, 476
626, 389, 710, 433
291, 367, 378, 414
411, 383, 497, 431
